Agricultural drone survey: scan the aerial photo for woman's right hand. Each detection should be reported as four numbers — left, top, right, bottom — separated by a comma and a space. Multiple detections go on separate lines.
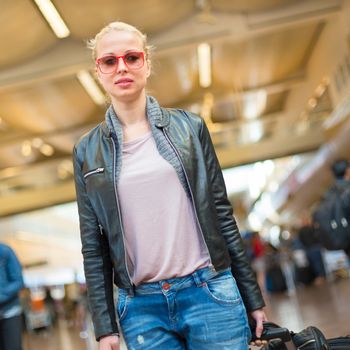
99, 335, 120, 350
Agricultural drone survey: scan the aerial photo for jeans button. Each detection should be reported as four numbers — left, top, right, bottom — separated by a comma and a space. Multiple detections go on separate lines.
162, 282, 171, 291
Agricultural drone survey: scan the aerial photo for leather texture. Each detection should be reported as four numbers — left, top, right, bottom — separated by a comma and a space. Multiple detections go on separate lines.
73, 105, 265, 340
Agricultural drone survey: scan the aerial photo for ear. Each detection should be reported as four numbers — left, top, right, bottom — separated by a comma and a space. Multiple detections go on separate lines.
146, 61, 151, 78
95, 67, 103, 83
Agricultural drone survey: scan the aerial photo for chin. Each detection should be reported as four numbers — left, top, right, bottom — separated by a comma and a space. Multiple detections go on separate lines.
112, 90, 143, 103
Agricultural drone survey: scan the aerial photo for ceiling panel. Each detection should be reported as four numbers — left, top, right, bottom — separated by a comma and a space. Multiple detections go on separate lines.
148, 47, 198, 105
55, 0, 194, 39
264, 90, 289, 115
0, 76, 99, 133
213, 22, 323, 89
212, 0, 299, 13
0, 0, 57, 68
0, 0, 345, 218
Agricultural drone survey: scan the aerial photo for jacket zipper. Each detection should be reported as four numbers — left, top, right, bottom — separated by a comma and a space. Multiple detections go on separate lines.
163, 128, 214, 269
83, 167, 105, 179
110, 137, 133, 285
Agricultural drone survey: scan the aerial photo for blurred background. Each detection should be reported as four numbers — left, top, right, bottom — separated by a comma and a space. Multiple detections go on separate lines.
1, 0, 350, 349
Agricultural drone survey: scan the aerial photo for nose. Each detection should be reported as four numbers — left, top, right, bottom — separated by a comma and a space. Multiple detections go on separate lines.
116, 57, 128, 72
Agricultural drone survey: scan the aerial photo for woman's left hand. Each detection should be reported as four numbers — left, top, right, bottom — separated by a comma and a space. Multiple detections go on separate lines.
249, 308, 268, 346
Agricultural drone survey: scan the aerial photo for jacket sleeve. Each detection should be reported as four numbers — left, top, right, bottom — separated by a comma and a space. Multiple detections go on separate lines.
73, 146, 118, 340
0, 246, 24, 304
198, 119, 265, 312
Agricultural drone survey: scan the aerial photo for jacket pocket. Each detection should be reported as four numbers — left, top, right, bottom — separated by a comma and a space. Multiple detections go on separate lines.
83, 167, 105, 179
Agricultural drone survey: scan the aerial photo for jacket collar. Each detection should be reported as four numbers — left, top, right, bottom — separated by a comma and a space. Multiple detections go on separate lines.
102, 95, 170, 137
146, 95, 170, 128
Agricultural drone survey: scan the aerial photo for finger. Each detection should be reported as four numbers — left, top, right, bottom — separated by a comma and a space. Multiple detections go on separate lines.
112, 338, 120, 350
255, 318, 264, 338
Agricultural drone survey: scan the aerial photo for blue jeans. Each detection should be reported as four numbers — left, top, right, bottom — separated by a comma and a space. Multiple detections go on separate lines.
117, 267, 251, 349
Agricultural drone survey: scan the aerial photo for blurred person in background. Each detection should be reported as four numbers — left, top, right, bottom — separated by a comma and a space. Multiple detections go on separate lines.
297, 214, 326, 286
332, 160, 350, 257
264, 243, 287, 294
250, 232, 266, 292
340, 187, 350, 257
73, 21, 266, 350
322, 159, 350, 206
0, 242, 24, 350
313, 159, 350, 258
330, 159, 350, 191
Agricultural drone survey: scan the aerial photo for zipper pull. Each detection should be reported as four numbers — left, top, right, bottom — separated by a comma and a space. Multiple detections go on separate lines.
98, 224, 104, 235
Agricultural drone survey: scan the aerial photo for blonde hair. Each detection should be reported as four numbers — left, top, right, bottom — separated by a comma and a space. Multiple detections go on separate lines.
87, 21, 153, 64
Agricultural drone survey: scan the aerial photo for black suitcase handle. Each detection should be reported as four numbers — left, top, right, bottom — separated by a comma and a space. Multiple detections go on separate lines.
250, 321, 292, 343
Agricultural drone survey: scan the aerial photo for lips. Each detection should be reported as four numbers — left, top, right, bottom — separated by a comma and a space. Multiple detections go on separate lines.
115, 78, 133, 85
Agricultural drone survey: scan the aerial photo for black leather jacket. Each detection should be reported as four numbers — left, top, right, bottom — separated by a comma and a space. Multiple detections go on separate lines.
73, 105, 265, 340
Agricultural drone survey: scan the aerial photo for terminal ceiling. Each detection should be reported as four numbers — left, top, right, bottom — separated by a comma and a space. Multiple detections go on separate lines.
0, 0, 349, 224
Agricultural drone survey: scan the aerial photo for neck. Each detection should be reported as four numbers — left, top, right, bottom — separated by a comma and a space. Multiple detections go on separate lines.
111, 92, 147, 126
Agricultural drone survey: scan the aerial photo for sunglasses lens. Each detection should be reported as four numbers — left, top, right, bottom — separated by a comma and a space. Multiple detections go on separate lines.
98, 56, 117, 74
124, 52, 144, 69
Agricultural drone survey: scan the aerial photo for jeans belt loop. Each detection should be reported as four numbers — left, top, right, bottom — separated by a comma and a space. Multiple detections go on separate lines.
192, 270, 203, 287
127, 285, 135, 297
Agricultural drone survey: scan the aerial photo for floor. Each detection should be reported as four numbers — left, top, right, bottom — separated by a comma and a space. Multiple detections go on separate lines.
264, 277, 350, 338
23, 277, 350, 350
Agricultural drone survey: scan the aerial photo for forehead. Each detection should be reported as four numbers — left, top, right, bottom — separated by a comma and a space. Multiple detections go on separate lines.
96, 30, 144, 56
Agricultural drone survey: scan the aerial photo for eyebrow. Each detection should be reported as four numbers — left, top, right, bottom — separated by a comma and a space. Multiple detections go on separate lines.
101, 49, 142, 56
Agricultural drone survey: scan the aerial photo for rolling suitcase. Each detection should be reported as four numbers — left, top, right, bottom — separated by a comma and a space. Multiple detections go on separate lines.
250, 322, 296, 350
250, 321, 350, 350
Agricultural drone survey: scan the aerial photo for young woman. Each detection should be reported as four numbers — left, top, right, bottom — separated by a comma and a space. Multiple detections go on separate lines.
73, 21, 267, 350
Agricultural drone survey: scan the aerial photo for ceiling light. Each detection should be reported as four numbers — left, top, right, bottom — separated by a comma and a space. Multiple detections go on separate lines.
248, 212, 263, 231
243, 90, 267, 119
263, 160, 275, 176
32, 137, 44, 148
308, 97, 317, 109
197, 43, 212, 88
241, 120, 264, 144
315, 84, 326, 98
77, 70, 106, 106
0, 167, 21, 179
33, 0, 70, 39
21, 141, 32, 157
222, 165, 253, 195
40, 143, 55, 156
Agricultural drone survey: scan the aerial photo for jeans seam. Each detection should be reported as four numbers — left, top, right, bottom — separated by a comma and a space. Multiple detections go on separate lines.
202, 283, 241, 305
118, 295, 130, 322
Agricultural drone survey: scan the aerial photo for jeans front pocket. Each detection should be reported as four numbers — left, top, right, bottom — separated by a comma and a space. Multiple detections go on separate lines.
117, 291, 130, 322
203, 271, 242, 305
